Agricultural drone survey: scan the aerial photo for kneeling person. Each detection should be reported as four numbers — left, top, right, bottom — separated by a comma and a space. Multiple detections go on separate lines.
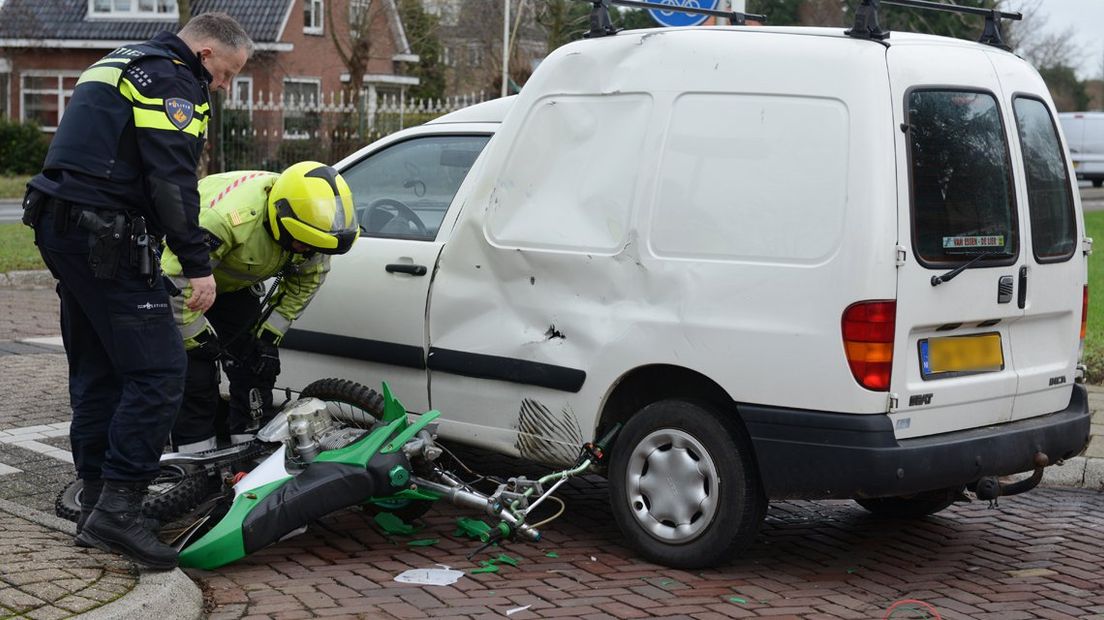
163, 162, 359, 450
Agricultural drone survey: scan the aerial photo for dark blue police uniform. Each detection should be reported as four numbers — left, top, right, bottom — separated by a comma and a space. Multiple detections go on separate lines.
25, 32, 214, 483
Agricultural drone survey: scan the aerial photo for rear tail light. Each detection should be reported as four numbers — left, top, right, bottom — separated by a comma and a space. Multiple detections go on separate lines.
1080, 285, 1088, 341
842, 300, 896, 391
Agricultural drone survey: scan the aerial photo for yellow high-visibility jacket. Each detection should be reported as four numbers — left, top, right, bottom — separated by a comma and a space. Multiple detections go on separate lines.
161, 171, 330, 349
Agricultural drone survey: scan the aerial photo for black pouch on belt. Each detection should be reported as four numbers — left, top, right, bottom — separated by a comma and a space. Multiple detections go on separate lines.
20, 187, 47, 228
77, 210, 128, 279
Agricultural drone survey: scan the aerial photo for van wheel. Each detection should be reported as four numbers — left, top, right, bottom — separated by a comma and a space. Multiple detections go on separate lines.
608, 400, 765, 568
854, 488, 957, 518
1094, 179, 1103, 188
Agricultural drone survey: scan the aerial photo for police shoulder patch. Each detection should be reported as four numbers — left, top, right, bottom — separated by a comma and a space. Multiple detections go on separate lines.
165, 98, 194, 130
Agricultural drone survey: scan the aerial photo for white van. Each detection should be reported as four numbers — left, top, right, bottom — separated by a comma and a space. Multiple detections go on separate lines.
279, 19, 1091, 568
1059, 111, 1104, 187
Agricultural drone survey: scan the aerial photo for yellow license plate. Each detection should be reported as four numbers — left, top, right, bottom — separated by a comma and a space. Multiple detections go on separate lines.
920, 333, 1003, 377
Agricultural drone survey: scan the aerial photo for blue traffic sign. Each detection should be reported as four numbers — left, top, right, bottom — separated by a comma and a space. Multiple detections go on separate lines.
647, 0, 719, 27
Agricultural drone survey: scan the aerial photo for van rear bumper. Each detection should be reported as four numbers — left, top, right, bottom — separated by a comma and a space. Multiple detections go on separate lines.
743, 385, 1091, 500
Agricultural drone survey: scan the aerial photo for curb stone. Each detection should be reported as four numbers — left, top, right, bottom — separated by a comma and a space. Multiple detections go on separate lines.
0, 497, 203, 620
0, 269, 54, 289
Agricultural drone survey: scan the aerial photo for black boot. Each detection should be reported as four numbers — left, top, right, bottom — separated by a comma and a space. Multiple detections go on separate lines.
74, 478, 103, 547
75, 480, 178, 570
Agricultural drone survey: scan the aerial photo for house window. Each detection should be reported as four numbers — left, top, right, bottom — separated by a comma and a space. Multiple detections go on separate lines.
304, 0, 324, 35
89, 0, 177, 18
231, 76, 253, 114
21, 72, 80, 132
283, 78, 321, 139
349, 0, 371, 25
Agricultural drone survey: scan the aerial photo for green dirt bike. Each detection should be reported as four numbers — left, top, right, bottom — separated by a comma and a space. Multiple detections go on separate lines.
58, 378, 616, 570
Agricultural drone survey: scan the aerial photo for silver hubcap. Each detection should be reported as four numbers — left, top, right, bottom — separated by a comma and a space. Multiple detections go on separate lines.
625, 428, 718, 543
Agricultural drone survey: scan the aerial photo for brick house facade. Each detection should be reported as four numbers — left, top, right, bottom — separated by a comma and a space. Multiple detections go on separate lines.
0, 0, 418, 134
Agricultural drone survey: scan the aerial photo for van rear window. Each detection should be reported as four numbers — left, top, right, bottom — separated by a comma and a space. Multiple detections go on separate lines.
908, 90, 1017, 265
1013, 97, 1076, 262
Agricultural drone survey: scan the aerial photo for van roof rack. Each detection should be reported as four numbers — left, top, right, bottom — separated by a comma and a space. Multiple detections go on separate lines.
581, 0, 767, 38
846, 0, 1022, 50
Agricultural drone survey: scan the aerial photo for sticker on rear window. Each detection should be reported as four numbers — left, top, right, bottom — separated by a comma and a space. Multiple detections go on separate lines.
943, 235, 1005, 251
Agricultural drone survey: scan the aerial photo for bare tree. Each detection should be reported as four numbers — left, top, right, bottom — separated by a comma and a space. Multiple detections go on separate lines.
1003, 0, 1084, 71
177, 0, 192, 24
328, 0, 386, 105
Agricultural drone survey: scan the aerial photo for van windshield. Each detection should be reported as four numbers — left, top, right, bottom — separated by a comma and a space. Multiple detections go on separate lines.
908, 90, 1017, 265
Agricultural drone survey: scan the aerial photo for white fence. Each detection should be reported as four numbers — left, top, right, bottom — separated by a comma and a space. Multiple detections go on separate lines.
212, 90, 487, 172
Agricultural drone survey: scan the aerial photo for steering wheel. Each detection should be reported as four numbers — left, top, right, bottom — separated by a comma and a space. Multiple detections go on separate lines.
364, 198, 428, 237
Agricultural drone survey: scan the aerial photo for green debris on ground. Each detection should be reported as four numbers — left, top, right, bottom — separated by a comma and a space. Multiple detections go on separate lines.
454, 517, 493, 539
728, 596, 747, 604
468, 553, 522, 575
545, 551, 558, 558
374, 512, 418, 535
406, 538, 439, 547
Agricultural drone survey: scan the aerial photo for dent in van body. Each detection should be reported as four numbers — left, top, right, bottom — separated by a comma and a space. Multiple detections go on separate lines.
515, 398, 584, 465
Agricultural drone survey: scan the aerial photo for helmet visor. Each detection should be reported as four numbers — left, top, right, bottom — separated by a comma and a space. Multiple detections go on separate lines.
275, 195, 359, 254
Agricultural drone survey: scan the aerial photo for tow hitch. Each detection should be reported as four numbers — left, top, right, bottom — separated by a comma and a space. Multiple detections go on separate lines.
971, 452, 1050, 505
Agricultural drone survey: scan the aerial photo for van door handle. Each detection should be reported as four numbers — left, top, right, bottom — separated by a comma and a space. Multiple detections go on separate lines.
1017, 266, 1027, 309
386, 263, 427, 276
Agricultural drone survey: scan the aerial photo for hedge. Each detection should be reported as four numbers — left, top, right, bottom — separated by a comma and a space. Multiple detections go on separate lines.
0, 118, 48, 175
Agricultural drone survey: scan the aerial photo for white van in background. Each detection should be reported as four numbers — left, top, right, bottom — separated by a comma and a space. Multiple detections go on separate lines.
1060, 111, 1104, 187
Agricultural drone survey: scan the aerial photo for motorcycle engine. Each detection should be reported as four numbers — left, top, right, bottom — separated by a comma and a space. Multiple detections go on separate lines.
283, 398, 365, 462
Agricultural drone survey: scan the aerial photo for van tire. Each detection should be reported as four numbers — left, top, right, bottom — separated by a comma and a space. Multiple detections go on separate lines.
608, 400, 765, 568
1094, 179, 1103, 188
854, 488, 957, 518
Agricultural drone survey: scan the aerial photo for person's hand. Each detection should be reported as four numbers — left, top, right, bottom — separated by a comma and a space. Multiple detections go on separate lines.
186, 275, 216, 312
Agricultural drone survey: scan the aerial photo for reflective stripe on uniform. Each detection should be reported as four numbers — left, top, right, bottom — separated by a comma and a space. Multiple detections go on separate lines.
118, 78, 163, 106
264, 312, 293, 337
77, 65, 124, 86
169, 281, 212, 345
133, 106, 206, 137
118, 78, 207, 136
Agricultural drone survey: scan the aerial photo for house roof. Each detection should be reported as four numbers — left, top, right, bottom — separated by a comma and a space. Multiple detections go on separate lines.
0, 0, 293, 43
0, 0, 413, 60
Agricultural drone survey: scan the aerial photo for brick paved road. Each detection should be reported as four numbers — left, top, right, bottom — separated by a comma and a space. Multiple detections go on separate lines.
189, 461, 1104, 620
3, 288, 1104, 619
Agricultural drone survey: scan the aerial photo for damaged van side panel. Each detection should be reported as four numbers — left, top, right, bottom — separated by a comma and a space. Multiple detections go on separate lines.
425, 30, 898, 457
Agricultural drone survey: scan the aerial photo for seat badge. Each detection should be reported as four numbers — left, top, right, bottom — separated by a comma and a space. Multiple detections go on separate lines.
165, 98, 194, 130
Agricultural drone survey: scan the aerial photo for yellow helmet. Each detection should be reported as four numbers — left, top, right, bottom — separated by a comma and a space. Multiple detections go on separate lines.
267, 161, 359, 255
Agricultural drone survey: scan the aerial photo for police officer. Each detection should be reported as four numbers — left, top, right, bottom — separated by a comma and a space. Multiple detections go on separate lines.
21, 13, 253, 569
164, 162, 359, 451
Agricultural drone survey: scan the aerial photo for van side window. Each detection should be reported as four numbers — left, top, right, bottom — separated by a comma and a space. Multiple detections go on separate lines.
340, 135, 491, 241
1013, 97, 1076, 262
908, 90, 1017, 265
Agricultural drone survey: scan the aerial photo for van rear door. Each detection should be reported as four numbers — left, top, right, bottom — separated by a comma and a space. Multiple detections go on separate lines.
990, 54, 1083, 421
887, 45, 1024, 438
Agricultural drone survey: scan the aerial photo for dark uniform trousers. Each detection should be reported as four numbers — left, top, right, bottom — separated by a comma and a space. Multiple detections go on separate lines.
35, 204, 186, 482
173, 287, 276, 446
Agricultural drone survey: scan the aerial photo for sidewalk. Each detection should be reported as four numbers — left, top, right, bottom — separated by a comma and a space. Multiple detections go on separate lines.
0, 279, 203, 619
0, 498, 200, 620
0, 276, 1101, 619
